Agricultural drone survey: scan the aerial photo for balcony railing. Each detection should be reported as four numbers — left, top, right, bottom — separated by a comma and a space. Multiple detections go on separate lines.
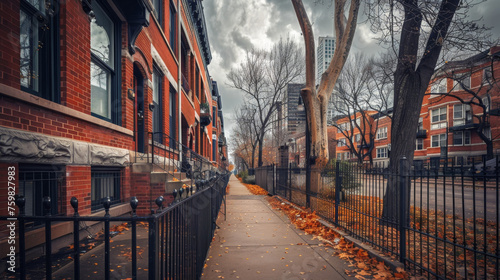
416, 129, 427, 138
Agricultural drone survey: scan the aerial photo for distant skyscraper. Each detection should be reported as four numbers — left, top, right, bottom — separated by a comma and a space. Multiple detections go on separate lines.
317, 36, 340, 122
316, 36, 335, 85
286, 83, 306, 134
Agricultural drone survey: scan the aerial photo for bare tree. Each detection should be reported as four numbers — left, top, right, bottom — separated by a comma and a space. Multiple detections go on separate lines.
366, 0, 494, 222
230, 105, 260, 168
227, 37, 304, 167
291, 0, 361, 173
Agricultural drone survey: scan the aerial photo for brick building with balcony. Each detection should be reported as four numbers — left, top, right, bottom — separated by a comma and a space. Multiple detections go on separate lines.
0, 0, 228, 258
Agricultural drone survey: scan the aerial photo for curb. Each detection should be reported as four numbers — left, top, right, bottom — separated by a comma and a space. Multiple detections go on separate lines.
272, 195, 404, 272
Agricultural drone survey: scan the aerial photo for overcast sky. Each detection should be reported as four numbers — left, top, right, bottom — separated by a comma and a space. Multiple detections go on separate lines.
203, 0, 500, 159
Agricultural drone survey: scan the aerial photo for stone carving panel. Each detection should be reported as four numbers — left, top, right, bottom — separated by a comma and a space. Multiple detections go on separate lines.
90, 144, 129, 166
0, 127, 72, 163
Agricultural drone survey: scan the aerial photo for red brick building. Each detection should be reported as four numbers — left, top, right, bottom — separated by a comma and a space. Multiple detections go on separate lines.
0, 0, 227, 255
333, 46, 500, 167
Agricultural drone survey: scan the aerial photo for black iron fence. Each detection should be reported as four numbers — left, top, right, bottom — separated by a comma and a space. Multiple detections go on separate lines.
1, 172, 230, 280
255, 157, 500, 279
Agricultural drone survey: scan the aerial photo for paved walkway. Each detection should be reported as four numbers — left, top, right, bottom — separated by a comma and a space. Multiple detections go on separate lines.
202, 175, 355, 280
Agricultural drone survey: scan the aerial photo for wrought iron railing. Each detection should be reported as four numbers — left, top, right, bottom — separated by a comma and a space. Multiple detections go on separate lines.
0, 172, 231, 280
255, 157, 500, 279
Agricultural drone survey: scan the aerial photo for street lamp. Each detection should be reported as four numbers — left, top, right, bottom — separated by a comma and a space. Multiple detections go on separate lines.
297, 96, 311, 207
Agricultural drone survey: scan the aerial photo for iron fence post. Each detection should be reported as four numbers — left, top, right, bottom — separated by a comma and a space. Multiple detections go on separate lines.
71, 197, 80, 280
148, 215, 158, 280
399, 157, 408, 265
16, 196, 26, 280
335, 161, 340, 225
43, 196, 52, 280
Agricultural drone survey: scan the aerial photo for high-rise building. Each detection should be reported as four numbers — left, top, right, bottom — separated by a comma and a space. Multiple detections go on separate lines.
316, 36, 335, 85
286, 83, 307, 134
317, 36, 341, 122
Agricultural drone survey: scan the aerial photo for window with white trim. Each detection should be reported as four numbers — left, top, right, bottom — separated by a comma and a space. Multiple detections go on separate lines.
416, 138, 424, 150
453, 73, 471, 91
376, 147, 388, 158
355, 134, 361, 143
337, 138, 346, 147
453, 104, 472, 126
431, 134, 447, 147
431, 78, 447, 93
376, 127, 387, 140
431, 107, 447, 130
453, 131, 471, 146
482, 95, 490, 113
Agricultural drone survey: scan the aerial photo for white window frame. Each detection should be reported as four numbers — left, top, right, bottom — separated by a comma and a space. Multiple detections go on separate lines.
431, 134, 447, 147
453, 73, 471, 91
415, 138, 424, 150
377, 127, 388, 140
453, 104, 471, 126
431, 78, 447, 93
430, 107, 447, 130
376, 147, 388, 158
453, 131, 471, 146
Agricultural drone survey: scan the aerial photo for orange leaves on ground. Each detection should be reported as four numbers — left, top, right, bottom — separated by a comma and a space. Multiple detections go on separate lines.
226, 184, 230, 195
267, 197, 409, 280
242, 183, 268, 195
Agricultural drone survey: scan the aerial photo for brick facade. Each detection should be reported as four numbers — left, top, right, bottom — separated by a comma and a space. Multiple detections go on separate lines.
0, 0, 228, 253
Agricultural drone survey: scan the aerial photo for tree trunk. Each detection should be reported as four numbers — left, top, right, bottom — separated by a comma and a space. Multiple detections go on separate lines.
258, 135, 264, 167
382, 74, 425, 223
292, 0, 360, 172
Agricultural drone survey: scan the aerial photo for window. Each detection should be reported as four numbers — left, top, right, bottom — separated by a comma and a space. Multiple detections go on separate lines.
376, 147, 388, 158
431, 107, 447, 130
355, 134, 361, 143
169, 1, 177, 52
152, 0, 163, 28
195, 66, 200, 100
91, 167, 122, 211
337, 138, 346, 147
152, 65, 163, 143
416, 138, 424, 150
169, 84, 176, 145
418, 117, 424, 130
20, 0, 59, 102
431, 134, 447, 147
453, 104, 472, 126
482, 95, 490, 113
91, 1, 121, 124
19, 164, 63, 222
483, 127, 492, 140
453, 73, 471, 91
377, 127, 387, 140
453, 131, 471, 146
483, 67, 493, 84
431, 78, 447, 93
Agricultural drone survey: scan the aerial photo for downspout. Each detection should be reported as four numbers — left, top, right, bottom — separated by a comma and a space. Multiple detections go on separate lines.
177, 0, 182, 162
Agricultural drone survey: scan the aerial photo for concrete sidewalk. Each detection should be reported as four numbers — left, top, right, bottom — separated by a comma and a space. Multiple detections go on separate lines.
202, 175, 355, 280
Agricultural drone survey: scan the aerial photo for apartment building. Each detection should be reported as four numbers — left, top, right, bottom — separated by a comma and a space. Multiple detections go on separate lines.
334, 46, 500, 166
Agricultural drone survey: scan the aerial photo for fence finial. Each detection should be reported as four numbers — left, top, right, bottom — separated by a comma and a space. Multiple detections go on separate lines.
103, 197, 111, 217
70, 197, 78, 216
155, 196, 164, 209
15, 195, 26, 216
130, 197, 139, 214
43, 196, 52, 215
173, 189, 178, 201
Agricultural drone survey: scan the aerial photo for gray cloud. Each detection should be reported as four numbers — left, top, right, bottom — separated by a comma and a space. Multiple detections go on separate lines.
204, 0, 500, 157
